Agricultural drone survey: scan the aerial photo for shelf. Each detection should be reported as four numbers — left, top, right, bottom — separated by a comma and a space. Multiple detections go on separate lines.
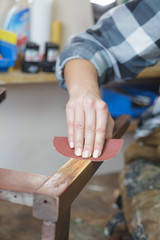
0, 70, 57, 84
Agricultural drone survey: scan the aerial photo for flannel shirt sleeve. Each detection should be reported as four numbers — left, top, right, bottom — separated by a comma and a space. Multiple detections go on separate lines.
56, 0, 160, 89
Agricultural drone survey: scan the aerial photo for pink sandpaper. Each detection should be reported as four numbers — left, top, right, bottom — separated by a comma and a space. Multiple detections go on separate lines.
53, 137, 123, 161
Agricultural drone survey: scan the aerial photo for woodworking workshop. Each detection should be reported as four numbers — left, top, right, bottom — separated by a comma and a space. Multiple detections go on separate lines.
0, 0, 160, 239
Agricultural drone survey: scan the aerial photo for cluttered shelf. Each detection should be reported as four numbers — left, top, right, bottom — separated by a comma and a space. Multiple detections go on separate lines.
0, 70, 57, 84
0, 23, 60, 84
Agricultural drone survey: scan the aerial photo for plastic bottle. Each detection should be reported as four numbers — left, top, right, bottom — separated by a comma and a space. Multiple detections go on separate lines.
30, 0, 55, 60
51, 21, 62, 48
1, 0, 31, 54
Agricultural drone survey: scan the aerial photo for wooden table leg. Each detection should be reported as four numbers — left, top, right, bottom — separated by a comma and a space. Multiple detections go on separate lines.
42, 221, 56, 240
42, 207, 71, 240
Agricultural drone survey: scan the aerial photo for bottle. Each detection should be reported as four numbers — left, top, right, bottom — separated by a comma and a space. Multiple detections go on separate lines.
21, 42, 41, 73
30, 0, 55, 60
51, 21, 62, 49
1, 0, 31, 54
42, 42, 59, 72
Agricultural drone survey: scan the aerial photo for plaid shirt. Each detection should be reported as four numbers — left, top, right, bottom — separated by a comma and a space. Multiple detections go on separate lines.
56, 0, 160, 89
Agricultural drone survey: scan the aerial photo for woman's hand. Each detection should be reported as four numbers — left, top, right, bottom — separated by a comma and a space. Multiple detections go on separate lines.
66, 92, 114, 158
64, 59, 114, 158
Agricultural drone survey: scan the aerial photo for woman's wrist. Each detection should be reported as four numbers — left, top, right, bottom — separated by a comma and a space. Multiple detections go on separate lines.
64, 59, 100, 98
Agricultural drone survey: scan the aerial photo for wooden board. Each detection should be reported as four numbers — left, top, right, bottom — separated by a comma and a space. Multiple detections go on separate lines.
0, 168, 48, 207
0, 70, 57, 84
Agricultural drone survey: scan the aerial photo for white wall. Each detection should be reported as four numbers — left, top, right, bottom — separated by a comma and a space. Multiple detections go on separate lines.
52, 0, 94, 47
0, 83, 69, 175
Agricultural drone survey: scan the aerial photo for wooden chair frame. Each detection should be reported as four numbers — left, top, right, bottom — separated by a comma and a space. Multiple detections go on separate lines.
0, 88, 130, 240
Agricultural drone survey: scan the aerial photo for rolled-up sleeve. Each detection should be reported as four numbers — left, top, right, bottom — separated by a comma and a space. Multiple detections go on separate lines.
56, 0, 160, 89
56, 35, 114, 88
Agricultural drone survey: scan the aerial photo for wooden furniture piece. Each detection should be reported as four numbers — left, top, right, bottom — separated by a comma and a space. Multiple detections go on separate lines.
0, 88, 130, 239
0, 173, 132, 240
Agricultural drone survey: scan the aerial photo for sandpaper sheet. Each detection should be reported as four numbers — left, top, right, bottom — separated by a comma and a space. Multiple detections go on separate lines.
53, 137, 124, 161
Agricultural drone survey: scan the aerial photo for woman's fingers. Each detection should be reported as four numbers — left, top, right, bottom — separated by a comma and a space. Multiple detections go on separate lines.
74, 101, 85, 156
82, 98, 96, 158
66, 96, 114, 158
66, 101, 75, 149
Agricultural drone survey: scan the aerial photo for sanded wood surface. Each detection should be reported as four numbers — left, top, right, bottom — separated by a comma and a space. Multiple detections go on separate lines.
0, 70, 57, 84
0, 168, 48, 193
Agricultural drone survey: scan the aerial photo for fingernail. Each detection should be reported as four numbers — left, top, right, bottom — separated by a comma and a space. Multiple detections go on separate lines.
75, 148, 82, 156
82, 150, 91, 158
69, 142, 74, 148
93, 150, 100, 158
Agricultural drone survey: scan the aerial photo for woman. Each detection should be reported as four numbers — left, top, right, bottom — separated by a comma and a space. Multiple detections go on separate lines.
56, 0, 160, 159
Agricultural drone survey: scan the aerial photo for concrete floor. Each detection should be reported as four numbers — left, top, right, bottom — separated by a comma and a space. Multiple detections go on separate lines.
0, 82, 134, 176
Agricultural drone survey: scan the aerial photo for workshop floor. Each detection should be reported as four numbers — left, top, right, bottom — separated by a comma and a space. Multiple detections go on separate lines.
0, 173, 132, 240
